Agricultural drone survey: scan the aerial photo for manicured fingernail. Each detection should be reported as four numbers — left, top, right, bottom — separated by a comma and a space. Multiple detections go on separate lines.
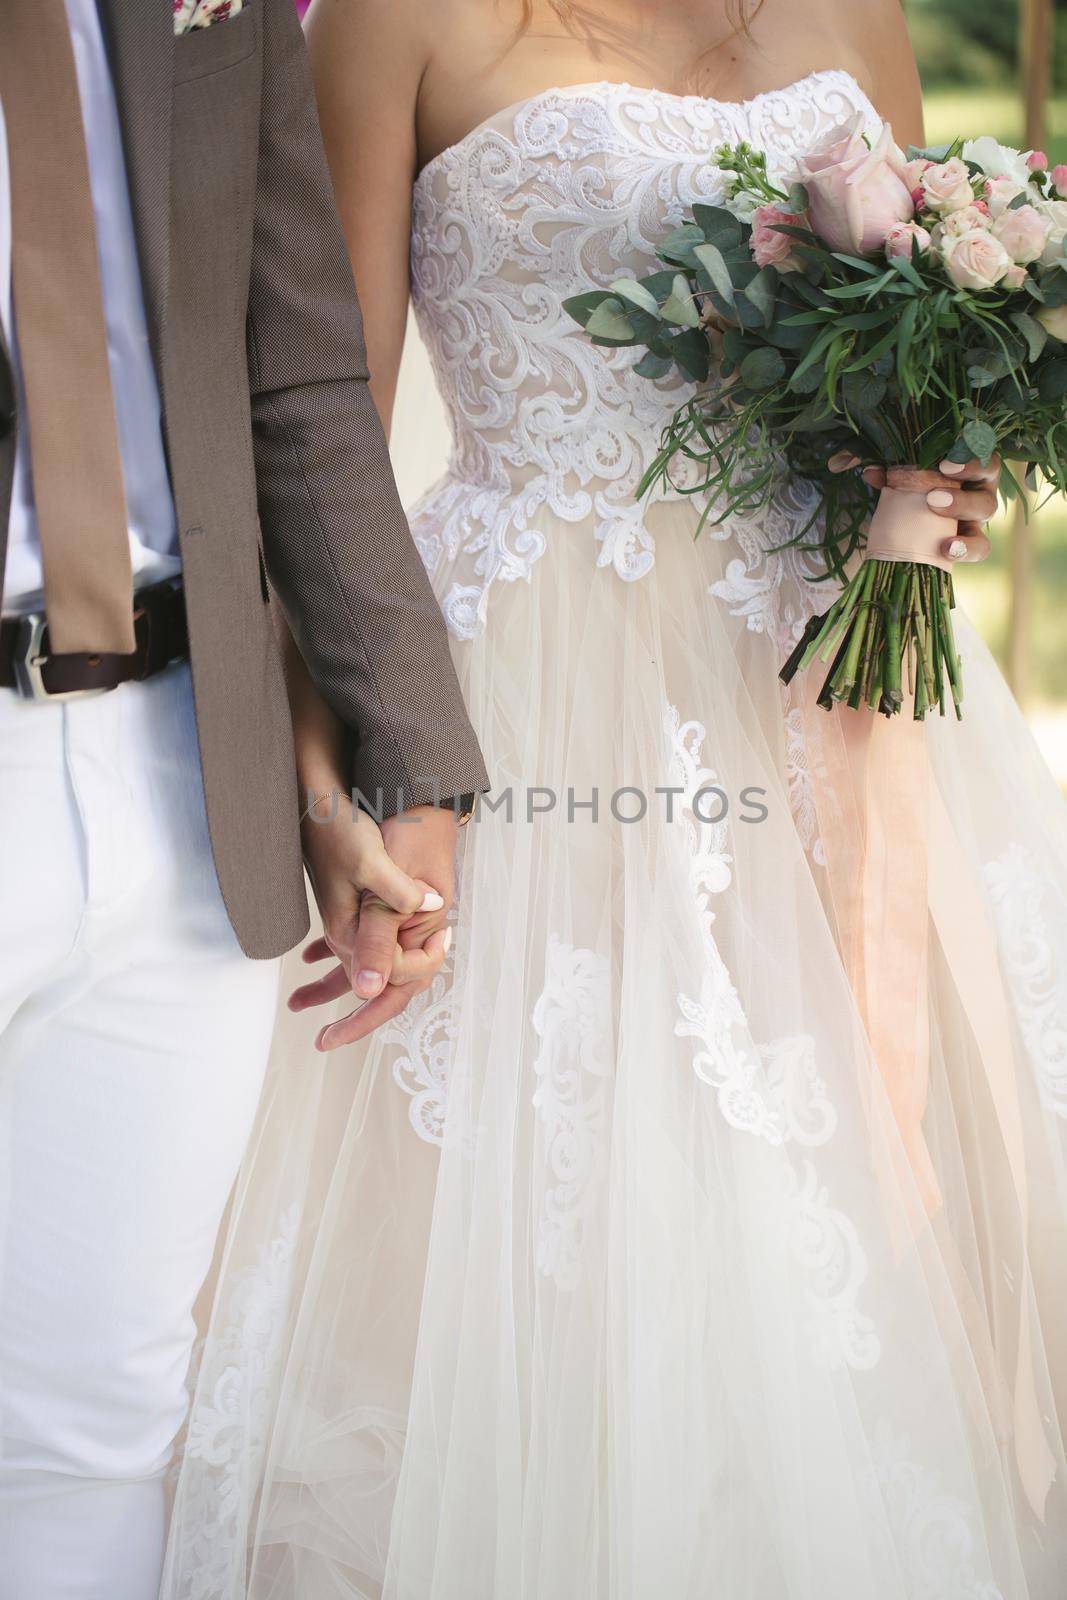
940, 459, 966, 475
316, 1027, 332, 1053
442, 927, 453, 955
947, 539, 968, 560
421, 892, 445, 912
357, 970, 385, 996
927, 490, 955, 508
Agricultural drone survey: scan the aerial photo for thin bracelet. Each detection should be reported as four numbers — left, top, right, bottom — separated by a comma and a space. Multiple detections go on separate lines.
299, 788, 350, 824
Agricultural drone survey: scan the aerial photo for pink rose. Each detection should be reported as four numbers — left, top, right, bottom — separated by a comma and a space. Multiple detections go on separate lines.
921, 158, 976, 214
936, 204, 994, 240
941, 228, 1013, 290
885, 220, 932, 259
903, 157, 933, 191
792, 114, 914, 255
992, 203, 1052, 264
1003, 264, 1029, 289
1053, 165, 1067, 199
749, 204, 804, 272
1028, 150, 1048, 172
984, 175, 1027, 218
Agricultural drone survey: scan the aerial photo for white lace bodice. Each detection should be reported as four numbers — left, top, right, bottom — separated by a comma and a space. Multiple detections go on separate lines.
408, 71, 882, 639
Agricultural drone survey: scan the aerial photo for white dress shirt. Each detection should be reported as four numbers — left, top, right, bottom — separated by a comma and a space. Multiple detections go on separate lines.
0, 0, 179, 619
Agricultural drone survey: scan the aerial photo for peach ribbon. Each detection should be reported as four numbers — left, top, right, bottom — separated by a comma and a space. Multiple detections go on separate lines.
793, 488, 1055, 1515
799, 682, 1054, 1518
864, 487, 955, 574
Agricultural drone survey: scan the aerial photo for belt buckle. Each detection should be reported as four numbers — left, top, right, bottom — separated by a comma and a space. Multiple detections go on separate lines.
12, 613, 109, 703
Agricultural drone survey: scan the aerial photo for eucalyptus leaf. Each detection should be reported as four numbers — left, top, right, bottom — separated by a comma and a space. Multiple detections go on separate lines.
693, 242, 737, 308
842, 370, 888, 416
585, 298, 637, 342
634, 350, 674, 380
787, 182, 809, 216
1039, 264, 1067, 307
1038, 358, 1067, 402
967, 367, 1000, 388
660, 273, 702, 328
785, 400, 840, 433
1010, 310, 1048, 363
791, 360, 826, 395
691, 204, 743, 250
609, 278, 661, 317
562, 290, 613, 329
962, 419, 998, 464
667, 329, 711, 383
641, 271, 682, 301
721, 327, 747, 364
906, 142, 953, 162
740, 346, 786, 390
659, 224, 706, 265
744, 265, 778, 327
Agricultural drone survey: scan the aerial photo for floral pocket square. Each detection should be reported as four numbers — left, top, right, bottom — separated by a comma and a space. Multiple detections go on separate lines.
174, 0, 244, 32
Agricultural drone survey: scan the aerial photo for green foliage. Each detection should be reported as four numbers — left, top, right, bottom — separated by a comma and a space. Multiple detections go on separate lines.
564, 190, 1067, 586
906, 0, 1067, 90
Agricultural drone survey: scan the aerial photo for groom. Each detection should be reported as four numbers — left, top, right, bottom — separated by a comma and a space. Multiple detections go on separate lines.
0, 2, 486, 1596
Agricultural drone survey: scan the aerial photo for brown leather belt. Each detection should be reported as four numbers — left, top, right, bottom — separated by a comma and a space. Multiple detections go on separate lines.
0, 577, 188, 701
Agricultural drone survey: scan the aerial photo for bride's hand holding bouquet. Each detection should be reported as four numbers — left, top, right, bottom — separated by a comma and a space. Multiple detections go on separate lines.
566, 115, 1067, 720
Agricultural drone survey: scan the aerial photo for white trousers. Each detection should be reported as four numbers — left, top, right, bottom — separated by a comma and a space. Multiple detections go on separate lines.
0, 664, 282, 1600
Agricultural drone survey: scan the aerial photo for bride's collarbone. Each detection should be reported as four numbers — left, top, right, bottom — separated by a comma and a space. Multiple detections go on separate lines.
416, 25, 870, 176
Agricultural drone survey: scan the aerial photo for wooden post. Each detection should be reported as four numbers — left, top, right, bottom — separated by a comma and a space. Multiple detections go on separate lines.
1008, 0, 1052, 701
1022, 0, 1053, 151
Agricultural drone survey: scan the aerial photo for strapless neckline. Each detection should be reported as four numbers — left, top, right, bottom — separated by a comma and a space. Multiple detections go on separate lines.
414, 68, 867, 191
407, 65, 882, 637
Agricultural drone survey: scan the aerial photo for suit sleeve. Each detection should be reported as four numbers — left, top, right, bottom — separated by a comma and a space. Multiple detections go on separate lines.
245, 0, 488, 812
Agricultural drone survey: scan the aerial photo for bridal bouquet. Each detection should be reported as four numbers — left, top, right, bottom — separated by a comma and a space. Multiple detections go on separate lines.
565, 119, 1067, 718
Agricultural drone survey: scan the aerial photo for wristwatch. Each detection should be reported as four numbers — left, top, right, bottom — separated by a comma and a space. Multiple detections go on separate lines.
437, 792, 477, 827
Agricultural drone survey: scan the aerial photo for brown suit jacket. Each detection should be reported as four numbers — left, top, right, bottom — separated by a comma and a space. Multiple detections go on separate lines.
0, 0, 488, 959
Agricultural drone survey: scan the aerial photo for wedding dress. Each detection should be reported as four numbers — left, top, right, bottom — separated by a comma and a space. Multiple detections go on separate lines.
163, 71, 1067, 1599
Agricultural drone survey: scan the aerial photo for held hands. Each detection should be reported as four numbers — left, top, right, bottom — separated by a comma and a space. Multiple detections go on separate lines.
828, 451, 1002, 565
293, 795, 457, 1051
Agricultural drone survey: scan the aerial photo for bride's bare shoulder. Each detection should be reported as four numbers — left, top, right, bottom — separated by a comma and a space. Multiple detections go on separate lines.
775, 0, 923, 141
304, 0, 435, 88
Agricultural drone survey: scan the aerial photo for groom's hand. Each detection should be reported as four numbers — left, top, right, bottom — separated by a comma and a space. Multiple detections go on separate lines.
295, 795, 450, 1050
293, 797, 457, 1051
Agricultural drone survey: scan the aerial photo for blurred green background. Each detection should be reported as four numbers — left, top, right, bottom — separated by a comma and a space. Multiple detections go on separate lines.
908, 0, 1067, 774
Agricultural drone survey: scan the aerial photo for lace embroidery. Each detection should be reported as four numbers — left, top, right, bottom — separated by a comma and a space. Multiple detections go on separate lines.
986, 843, 1067, 1119
386, 965, 458, 1146
860, 1422, 1007, 1599
166, 1204, 302, 1600
531, 935, 613, 1291
667, 703, 877, 1371
408, 72, 881, 642
784, 704, 827, 866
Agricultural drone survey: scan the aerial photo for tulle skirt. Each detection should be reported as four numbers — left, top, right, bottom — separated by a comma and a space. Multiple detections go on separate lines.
162, 488, 1067, 1600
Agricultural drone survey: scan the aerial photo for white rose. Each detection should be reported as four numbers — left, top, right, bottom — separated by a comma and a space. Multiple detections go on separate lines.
983, 175, 1029, 219
921, 158, 976, 214
933, 204, 993, 243
992, 203, 1052, 265
941, 227, 1013, 290
1036, 303, 1067, 340
962, 137, 1034, 187
1039, 199, 1067, 266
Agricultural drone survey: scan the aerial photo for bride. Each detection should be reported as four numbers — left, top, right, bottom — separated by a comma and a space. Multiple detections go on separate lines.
164, 2, 1067, 1595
